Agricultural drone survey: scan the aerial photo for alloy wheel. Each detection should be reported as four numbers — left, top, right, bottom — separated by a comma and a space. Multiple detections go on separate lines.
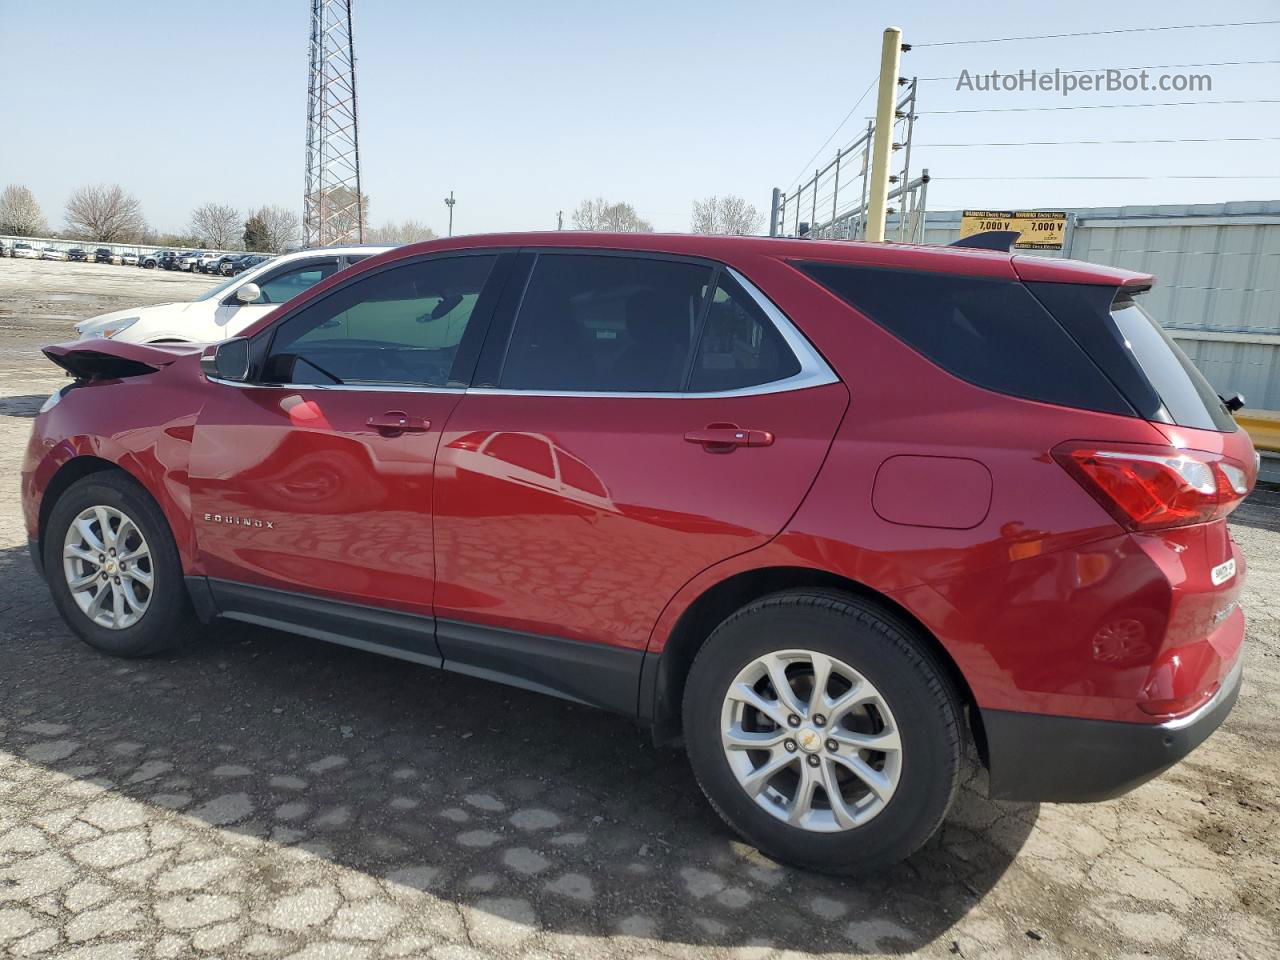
720, 649, 902, 832
62, 504, 154, 629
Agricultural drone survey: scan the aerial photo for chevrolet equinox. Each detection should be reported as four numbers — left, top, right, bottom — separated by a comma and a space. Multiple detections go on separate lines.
23, 232, 1255, 873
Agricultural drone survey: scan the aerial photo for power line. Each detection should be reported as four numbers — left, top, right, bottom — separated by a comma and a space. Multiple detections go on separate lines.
915, 98, 1280, 115
916, 59, 1280, 82
918, 136, 1280, 147
934, 175, 1280, 181
785, 76, 877, 192
913, 20, 1280, 48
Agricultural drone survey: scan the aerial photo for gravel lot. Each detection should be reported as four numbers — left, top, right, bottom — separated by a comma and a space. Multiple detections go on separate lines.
0, 258, 1277, 959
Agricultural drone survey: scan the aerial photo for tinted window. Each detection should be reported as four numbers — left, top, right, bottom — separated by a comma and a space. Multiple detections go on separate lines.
256, 261, 342, 305
265, 255, 496, 387
500, 254, 713, 392
690, 275, 800, 392
1110, 299, 1235, 431
798, 262, 1131, 415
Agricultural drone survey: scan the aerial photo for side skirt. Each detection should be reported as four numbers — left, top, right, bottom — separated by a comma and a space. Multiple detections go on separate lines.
194, 577, 643, 716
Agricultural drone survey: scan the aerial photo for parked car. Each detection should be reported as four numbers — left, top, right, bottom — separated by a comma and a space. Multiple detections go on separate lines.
26, 233, 1255, 874
120, 251, 139, 266
41, 246, 68, 261
12, 242, 39, 259
73, 246, 385, 343
93, 247, 114, 264
139, 251, 161, 269
67, 247, 89, 262
175, 251, 205, 271
158, 250, 179, 270
194, 253, 223, 274
219, 253, 270, 276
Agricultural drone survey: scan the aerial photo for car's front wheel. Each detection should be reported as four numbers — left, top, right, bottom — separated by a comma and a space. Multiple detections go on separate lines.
682, 590, 963, 874
43, 471, 194, 657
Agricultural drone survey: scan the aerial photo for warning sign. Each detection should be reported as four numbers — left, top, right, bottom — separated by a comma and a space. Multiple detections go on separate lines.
960, 210, 1067, 250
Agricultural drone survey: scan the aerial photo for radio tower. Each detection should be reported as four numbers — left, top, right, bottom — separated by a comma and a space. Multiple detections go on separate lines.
304, 0, 364, 246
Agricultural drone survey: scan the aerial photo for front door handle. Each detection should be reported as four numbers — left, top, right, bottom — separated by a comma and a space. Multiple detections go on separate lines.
684, 424, 774, 452
368, 411, 430, 434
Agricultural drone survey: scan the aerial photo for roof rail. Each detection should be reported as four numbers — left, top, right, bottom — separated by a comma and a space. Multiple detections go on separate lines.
950, 230, 1021, 252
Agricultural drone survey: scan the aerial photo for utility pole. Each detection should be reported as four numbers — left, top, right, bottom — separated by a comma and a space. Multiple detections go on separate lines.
304, 0, 364, 246
444, 191, 455, 237
866, 26, 903, 243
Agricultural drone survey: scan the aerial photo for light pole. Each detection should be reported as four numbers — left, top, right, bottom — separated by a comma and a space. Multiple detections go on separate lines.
444, 191, 456, 237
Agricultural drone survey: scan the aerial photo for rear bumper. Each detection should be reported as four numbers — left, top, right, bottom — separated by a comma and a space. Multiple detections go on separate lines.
982, 655, 1243, 802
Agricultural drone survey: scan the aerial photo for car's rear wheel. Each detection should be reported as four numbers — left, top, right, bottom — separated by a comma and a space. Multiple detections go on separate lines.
43, 471, 194, 657
682, 590, 963, 874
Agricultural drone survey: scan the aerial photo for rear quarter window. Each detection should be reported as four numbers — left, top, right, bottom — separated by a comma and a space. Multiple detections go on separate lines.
796, 262, 1132, 416
1109, 298, 1236, 432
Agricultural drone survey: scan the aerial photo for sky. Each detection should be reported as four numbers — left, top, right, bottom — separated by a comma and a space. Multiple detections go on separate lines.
1, 0, 1278, 237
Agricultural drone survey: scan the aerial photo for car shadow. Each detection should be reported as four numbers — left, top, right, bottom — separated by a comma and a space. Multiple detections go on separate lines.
0, 394, 48, 419
0, 542, 1036, 954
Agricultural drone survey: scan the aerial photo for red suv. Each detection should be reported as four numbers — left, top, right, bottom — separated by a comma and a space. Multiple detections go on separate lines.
22, 233, 1255, 873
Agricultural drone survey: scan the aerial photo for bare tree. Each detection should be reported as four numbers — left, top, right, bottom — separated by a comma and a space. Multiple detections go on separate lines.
572, 197, 653, 233
365, 220, 437, 244
63, 184, 147, 242
691, 195, 763, 235
189, 202, 242, 249
0, 185, 49, 236
245, 205, 303, 252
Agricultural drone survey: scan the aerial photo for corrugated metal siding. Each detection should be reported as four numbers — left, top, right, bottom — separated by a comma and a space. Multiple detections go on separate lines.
891, 202, 1280, 412
1172, 337, 1280, 411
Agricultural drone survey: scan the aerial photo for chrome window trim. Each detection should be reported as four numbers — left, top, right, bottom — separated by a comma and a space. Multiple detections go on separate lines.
471, 266, 839, 400
208, 267, 838, 400
208, 378, 465, 394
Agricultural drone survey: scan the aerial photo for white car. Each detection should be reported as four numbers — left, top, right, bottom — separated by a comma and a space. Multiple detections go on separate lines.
120, 251, 139, 266
41, 247, 69, 261
74, 245, 393, 344
175, 251, 204, 271
12, 242, 39, 259
195, 252, 225, 274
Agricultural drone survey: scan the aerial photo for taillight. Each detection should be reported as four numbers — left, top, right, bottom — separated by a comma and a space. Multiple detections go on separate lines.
1053, 442, 1253, 531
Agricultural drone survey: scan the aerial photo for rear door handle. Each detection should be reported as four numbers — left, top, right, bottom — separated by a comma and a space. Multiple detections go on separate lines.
368, 411, 430, 434
684, 424, 774, 451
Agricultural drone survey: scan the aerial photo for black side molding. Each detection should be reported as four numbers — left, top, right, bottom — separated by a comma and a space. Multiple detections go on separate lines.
950, 230, 1021, 251
192, 578, 644, 717
205, 578, 443, 667
436, 619, 643, 716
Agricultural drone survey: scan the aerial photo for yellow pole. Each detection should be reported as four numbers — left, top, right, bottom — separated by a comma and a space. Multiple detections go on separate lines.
866, 26, 903, 243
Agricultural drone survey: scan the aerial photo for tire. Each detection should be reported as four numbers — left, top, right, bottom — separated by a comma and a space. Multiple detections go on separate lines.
43, 470, 194, 657
682, 589, 963, 875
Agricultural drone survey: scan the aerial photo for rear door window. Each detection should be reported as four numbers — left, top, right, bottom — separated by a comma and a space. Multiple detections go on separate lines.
689, 275, 801, 392
498, 254, 712, 393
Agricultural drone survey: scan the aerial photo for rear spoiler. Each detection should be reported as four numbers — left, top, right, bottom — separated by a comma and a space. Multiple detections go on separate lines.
43, 339, 202, 381
950, 230, 1021, 251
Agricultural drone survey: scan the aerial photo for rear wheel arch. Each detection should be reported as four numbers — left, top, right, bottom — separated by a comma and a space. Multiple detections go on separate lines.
646, 566, 980, 751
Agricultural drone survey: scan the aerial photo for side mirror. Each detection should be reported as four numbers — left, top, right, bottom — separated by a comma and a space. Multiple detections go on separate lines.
235, 282, 262, 305
200, 338, 252, 382
1221, 392, 1246, 413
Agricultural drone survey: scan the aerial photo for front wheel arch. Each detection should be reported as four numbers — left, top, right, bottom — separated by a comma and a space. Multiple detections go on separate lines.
36, 456, 123, 567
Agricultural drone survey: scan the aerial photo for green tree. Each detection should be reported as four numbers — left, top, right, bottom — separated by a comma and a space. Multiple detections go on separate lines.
243, 212, 271, 251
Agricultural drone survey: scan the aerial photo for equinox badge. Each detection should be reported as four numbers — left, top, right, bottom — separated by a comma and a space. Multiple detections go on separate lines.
203, 513, 274, 529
